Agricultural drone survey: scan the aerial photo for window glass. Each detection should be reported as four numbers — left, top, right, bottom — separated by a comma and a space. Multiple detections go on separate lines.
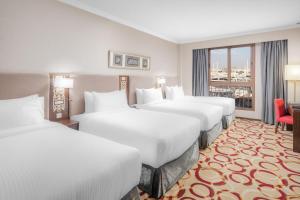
231, 47, 251, 82
210, 48, 228, 81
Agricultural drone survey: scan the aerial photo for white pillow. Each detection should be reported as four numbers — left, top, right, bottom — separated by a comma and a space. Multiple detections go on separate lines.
165, 86, 185, 100
84, 91, 94, 113
174, 86, 185, 99
143, 88, 163, 104
165, 86, 174, 100
135, 88, 144, 105
93, 90, 129, 112
0, 94, 38, 103
0, 95, 44, 130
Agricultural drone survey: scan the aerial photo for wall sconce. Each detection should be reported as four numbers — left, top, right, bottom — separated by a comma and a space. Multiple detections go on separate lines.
157, 77, 166, 88
52, 76, 74, 119
54, 77, 74, 89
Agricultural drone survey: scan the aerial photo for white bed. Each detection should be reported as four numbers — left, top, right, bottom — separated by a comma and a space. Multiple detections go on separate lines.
165, 86, 235, 128
72, 90, 201, 198
72, 108, 200, 168
136, 100, 222, 132
135, 88, 223, 148
0, 121, 141, 200
175, 96, 235, 116
0, 94, 141, 200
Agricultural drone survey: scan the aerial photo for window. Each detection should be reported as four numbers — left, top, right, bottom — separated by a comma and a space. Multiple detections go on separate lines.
209, 44, 255, 110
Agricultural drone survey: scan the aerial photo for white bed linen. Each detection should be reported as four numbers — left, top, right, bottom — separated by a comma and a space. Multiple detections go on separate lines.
175, 96, 235, 116
0, 121, 141, 200
72, 108, 200, 168
136, 100, 222, 131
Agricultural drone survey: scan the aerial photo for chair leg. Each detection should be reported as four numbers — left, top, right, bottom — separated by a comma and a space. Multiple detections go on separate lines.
275, 122, 278, 133
281, 123, 285, 131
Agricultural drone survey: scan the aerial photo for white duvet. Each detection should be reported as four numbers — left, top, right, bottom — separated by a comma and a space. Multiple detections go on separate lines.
0, 121, 141, 200
136, 100, 223, 131
174, 96, 235, 116
72, 108, 200, 168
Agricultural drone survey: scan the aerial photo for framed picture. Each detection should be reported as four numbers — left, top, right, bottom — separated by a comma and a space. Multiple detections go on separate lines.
108, 50, 150, 71
109, 51, 124, 68
125, 55, 140, 68
141, 57, 150, 70
113, 54, 123, 67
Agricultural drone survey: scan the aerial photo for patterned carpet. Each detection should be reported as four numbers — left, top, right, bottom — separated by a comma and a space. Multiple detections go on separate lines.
140, 118, 300, 200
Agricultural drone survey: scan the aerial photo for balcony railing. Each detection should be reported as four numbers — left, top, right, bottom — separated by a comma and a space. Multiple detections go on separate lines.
209, 85, 254, 109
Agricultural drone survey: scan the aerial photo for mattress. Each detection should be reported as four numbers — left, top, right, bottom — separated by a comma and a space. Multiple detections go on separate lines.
176, 96, 235, 116
0, 121, 141, 200
72, 108, 200, 168
136, 100, 222, 131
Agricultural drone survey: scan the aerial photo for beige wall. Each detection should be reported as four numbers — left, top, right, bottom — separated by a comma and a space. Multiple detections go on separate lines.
179, 28, 300, 119
0, 0, 178, 77
1, 0, 299, 120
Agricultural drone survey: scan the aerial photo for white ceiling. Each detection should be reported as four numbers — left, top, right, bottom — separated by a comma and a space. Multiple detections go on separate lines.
60, 0, 300, 43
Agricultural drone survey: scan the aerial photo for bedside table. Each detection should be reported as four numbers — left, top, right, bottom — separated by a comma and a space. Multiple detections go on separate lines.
58, 119, 79, 130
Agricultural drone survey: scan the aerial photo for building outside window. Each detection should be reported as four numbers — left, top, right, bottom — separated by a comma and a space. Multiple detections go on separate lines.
209, 44, 255, 110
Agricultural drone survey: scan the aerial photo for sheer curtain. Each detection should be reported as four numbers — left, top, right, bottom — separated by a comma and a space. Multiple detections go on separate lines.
192, 49, 209, 96
261, 40, 288, 124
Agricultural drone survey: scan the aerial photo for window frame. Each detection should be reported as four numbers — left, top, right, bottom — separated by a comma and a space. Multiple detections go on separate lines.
208, 44, 256, 111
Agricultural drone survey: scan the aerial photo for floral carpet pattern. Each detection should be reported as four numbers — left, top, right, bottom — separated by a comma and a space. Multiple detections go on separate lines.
140, 118, 300, 200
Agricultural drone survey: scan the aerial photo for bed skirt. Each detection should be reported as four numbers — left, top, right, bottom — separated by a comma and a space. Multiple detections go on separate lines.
222, 113, 235, 129
138, 140, 199, 198
198, 121, 223, 149
121, 186, 140, 200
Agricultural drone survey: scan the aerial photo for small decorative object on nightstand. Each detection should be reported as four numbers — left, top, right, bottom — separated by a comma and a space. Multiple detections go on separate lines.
58, 119, 79, 130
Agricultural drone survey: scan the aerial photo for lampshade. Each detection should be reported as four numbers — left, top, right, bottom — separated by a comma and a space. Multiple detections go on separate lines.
53, 77, 74, 88
157, 77, 166, 85
285, 65, 300, 80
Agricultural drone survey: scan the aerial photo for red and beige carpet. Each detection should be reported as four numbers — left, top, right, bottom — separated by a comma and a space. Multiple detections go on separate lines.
140, 118, 300, 200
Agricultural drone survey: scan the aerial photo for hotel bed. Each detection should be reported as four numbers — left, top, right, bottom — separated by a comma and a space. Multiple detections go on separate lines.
0, 94, 141, 200
165, 86, 235, 129
71, 90, 201, 198
135, 88, 223, 149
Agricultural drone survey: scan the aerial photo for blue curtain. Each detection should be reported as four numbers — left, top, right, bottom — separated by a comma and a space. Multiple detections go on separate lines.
261, 40, 288, 124
192, 49, 209, 96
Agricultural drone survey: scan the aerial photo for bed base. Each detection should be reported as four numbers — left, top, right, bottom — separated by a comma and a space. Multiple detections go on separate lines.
198, 121, 223, 149
121, 186, 140, 200
138, 140, 199, 198
222, 113, 235, 129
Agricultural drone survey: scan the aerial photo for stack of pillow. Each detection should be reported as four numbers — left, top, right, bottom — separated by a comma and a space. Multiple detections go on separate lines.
0, 95, 45, 130
84, 90, 128, 113
135, 86, 185, 105
136, 88, 163, 105
165, 86, 185, 100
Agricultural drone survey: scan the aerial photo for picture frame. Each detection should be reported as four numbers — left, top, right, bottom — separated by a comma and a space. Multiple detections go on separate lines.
109, 51, 124, 68
108, 50, 150, 71
125, 55, 140, 69
141, 57, 150, 70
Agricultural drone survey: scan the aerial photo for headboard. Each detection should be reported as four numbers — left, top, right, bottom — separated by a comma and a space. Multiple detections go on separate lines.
70, 74, 179, 115
0, 73, 50, 119
70, 75, 119, 116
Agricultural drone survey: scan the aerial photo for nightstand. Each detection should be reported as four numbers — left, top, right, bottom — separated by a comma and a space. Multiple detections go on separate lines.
58, 119, 79, 130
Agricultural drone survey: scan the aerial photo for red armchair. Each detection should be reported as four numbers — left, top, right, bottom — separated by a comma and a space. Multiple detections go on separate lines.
274, 99, 293, 132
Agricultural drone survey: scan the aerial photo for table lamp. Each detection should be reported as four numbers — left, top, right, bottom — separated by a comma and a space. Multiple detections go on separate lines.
157, 77, 166, 88
285, 65, 300, 103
